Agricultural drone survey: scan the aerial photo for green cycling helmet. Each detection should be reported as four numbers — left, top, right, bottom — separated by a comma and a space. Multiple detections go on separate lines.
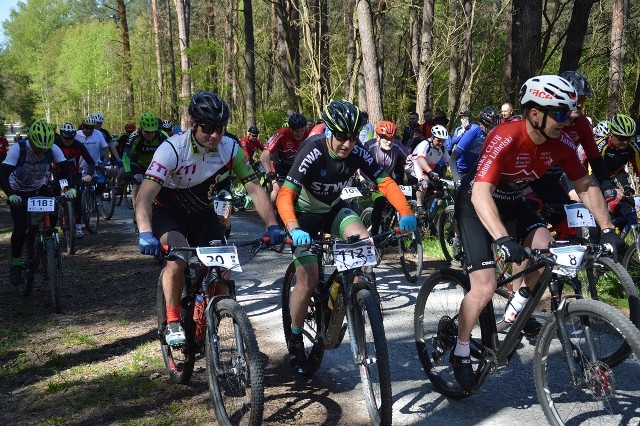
609, 113, 636, 137
140, 112, 159, 132
29, 119, 55, 149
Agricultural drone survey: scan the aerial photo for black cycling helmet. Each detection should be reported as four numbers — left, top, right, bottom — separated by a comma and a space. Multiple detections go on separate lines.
247, 125, 259, 134
189, 91, 230, 125
559, 71, 593, 97
321, 99, 368, 134
287, 112, 307, 130
478, 106, 500, 130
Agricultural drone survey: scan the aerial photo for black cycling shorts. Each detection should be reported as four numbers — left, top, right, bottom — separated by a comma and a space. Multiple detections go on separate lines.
456, 189, 546, 273
152, 206, 225, 246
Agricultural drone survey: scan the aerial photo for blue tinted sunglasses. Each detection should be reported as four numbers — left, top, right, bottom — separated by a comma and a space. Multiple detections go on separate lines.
545, 108, 572, 123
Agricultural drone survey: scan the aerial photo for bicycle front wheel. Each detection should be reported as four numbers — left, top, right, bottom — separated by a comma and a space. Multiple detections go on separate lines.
399, 229, 423, 282
623, 243, 640, 289
82, 189, 99, 234
207, 298, 264, 426
43, 238, 62, 313
353, 289, 392, 426
124, 181, 134, 209
62, 200, 76, 255
414, 269, 476, 399
534, 298, 640, 425
101, 181, 116, 220
437, 205, 456, 263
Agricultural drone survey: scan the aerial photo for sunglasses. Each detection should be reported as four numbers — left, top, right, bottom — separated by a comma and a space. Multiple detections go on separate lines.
199, 123, 225, 135
333, 131, 359, 142
84, 126, 95, 131
615, 135, 631, 142
545, 108, 572, 123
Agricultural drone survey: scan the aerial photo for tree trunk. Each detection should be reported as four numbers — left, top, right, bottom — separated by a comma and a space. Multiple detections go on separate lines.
166, 0, 179, 122
409, 0, 420, 77
151, 0, 164, 116
300, 0, 322, 114
205, 1, 217, 90
275, 0, 299, 111
558, 0, 596, 73
117, 0, 135, 119
356, 0, 383, 123
416, 0, 435, 121
608, 0, 627, 114
512, 0, 542, 91
630, 66, 640, 119
225, 0, 238, 107
343, 0, 357, 99
319, 0, 330, 106
458, 0, 473, 112
244, 0, 256, 127
501, 1, 515, 105
174, 0, 191, 128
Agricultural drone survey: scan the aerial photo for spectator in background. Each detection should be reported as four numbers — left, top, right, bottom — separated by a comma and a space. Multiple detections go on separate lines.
419, 107, 436, 139
448, 109, 472, 154
434, 107, 450, 127
402, 112, 420, 145
500, 102, 520, 123
0, 130, 9, 162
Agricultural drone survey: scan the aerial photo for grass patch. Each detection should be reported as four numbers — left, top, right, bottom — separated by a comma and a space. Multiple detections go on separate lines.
59, 326, 97, 347
422, 236, 445, 260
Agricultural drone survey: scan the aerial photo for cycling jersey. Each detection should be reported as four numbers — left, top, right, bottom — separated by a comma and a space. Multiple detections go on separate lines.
363, 138, 407, 183
451, 124, 485, 175
265, 127, 309, 174
406, 138, 449, 180
75, 130, 107, 174
598, 136, 640, 183
143, 129, 257, 214
54, 139, 95, 177
472, 120, 587, 202
1, 142, 67, 192
239, 135, 264, 161
123, 130, 168, 173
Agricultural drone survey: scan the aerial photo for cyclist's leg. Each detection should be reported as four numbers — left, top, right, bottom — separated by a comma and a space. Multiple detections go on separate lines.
9, 194, 30, 283
369, 194, 387, 236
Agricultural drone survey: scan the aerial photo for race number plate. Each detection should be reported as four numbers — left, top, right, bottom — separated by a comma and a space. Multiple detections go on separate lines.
564, 203, 596, 227
196, 246, 242, 272
549, 245, 587, 277
634, 196, 640, 211
340, 187, 363, 200
58, 179, 69, 189
213, 200, 231, 219
332, 237, 377, 271
399, 185, 413, 197
27, 197, 55, 212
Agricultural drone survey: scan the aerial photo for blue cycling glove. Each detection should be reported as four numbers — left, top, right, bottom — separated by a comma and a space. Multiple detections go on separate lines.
290, 228, 311, 246
139, 231, 159, 255
264, 225, 286, 246
399, 215, 417, 232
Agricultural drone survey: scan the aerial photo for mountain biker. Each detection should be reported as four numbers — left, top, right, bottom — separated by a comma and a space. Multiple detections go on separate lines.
449, 106, 500, 185
239, 125, 265, 168
593, 120, 609, 140
405, 124, 450, 216
161, 119, 173, 136
363, 120, 408, 236
54, 122, 95, 238
1, 120, 77, 285
260, 112, 310, 203
122, 112, 168, 215
275, 99, 417, 372
134, 91, 285, 346
450, 75, 624, 391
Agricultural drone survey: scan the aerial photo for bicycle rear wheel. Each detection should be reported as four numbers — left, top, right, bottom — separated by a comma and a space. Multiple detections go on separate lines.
43, 238, 62, 313
623, 244, 640, 289
124, 182, 134, 209
399, 229, 423, 282
207, 298, 264, 426
16, 244, 38, 297
82, 189, 99, 234
437, 205, 458, 264
60, 200, 76, 255
413, 269, 478, 399
353, 289, 392, 425
360, 207, 374, 233
534, 298, 640, 425
281, 262, 324, 375
156, 269, 195, 384
100, 181, 116, 220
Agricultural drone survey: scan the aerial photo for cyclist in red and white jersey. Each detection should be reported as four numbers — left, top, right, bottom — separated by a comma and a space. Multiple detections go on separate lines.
260, 112, 310, 203
450, 75, 624, 391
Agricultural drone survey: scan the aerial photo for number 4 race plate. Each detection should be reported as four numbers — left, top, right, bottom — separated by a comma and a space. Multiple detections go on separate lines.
196, 246, 242, 271
564, 203, 596, 227
332, 238, 378, 271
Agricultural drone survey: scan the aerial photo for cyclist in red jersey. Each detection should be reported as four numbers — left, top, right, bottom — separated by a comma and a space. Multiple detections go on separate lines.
449, 75, 624, 391
260, 112, 309, 203
239, 126, 265, 167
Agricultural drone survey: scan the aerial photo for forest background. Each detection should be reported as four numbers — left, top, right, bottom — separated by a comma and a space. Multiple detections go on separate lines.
0, 0, 639, 138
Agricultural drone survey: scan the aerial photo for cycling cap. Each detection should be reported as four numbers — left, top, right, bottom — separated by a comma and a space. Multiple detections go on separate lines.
558, 71, 593, 97
430, 124, 449, 140
247, 125, 259, 134
593, 120, 609, 139
92, 112, 105, 123
139, 112, 159, 132
60, 122, 76, 138
609, 114, 636, 137
287, 112, 307, 130
124, 122, 136, 133
375, 120, 397, 139
321, 99, 368, 134
478, 106, 501, 129
82, 115, 96, 126
519, 75, 577, 110
161, 119, 172, 130
29, 119, 55, 149
189, 91, 229, 125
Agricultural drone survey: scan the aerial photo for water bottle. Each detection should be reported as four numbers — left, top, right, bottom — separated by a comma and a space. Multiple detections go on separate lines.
193, 294, 205, 322
429, 198, 439, 214
328, 281, 340, 310
504, 287, 531, 323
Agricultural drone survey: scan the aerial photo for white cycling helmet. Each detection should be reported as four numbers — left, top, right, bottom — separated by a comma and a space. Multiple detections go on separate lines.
60, 122, 76, 138
161, 119, 172, 129
82, 115, 97, 126
519, 75, 577, 110
431, 124, 449, 140
593, 120, 609, 139
92, 112, 104, 123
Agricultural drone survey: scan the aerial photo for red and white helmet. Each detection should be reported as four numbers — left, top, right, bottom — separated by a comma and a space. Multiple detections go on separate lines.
519, 75, 577, 110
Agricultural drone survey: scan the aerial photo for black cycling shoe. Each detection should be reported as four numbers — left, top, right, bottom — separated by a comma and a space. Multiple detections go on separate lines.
449, 353, 476, 391
523, 316, 542, 336
287, 333, 307, 373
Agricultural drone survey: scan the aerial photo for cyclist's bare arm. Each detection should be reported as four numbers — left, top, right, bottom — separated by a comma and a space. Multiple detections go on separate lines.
572, 174, 615, 230
470, 181, 508, 240
134, 179, 162, 233
259, 149, 272, 175
245, 180, 279, 227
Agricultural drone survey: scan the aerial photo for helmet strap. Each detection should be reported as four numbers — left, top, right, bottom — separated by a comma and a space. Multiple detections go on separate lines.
527, 110, 552, 140
325, 137, 341, 159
